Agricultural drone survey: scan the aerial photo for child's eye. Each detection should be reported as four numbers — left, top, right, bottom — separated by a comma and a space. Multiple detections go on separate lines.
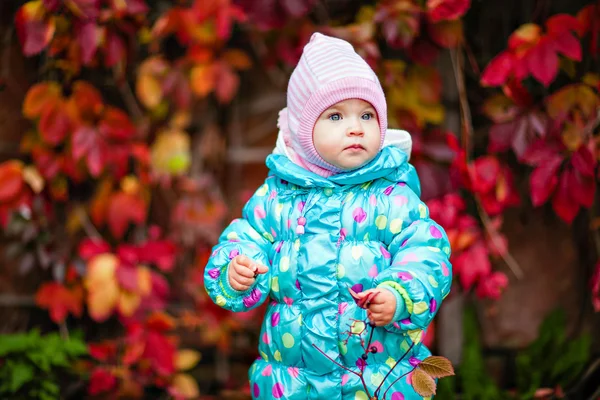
361, 112, 374, 120
328, 113, 341, 121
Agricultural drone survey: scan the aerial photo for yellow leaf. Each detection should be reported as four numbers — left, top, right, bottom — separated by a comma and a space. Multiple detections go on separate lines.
136, 73, 163, 109
151, 129, 191, 176
118, 291, 141, 316
175, 349, 202, 371
171, 373, 200, 399
190, 64, 215, 97
85, 254, 119, 321
411, 368, 437, 397
547, 84, 600, 120
482, 93, 517, 123
22, 165, 44, 193
418, 356, 455, 378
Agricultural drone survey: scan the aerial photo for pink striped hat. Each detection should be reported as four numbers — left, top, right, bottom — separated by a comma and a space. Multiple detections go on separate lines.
280, 32, 387, 177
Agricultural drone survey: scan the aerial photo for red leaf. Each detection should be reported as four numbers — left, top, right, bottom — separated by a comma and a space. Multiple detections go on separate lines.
488, 119, 519, 153
546, 14, 581, 36
72, 125, 109, 176
88, 367, 117, 395
116, 264, 139, 292
0, 161, 24, 203
107, 192, 147, 238
78, 22, 100, 65
99, 107, 136, 140
570, 169, 595, 208
481, 52, 514, 87
15, 1, 56, 56
144, 331, 175, 376
551, 32, 582, 61
454, 242, 491, 290
79, 238, 111, 260
215, 64, 240, 104
522, 139, 563, 166
426, 0, 471, 23
39, 102, 71, 146
31, 147, 61, 179
35, 282, 83, 323
88, 341, 117, 361
571, 145, 596, 177
530, 154, 563, 206
526, 38, 559, 86
552, 169, 580, 223
475, 271, 508, 299
468, 156, 499, 194
103, 32, 126, 67
138, 240, 177, 272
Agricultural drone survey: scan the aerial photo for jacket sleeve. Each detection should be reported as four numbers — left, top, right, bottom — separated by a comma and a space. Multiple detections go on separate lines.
203, 178, 276, 312
373, 183, 452, 332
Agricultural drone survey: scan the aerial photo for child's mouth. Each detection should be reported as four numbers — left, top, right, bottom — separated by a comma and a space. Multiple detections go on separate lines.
344, 144, 365, 151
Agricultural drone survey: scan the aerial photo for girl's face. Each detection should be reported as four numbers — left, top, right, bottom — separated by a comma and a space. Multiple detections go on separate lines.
312, 99, 381, 171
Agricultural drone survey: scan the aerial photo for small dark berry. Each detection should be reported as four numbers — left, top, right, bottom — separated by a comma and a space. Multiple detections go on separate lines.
370, 346, 378, 353
368, 321, 376, 328
361, 354, 368, 360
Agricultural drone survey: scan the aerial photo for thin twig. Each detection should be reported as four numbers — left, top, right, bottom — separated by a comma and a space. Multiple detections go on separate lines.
311, 344, 361, 377
76, 207, 103, 242
450, 47, 525, 280
375, 341, 415, 398
382, 366, 418, 399
114, 66, 144, 121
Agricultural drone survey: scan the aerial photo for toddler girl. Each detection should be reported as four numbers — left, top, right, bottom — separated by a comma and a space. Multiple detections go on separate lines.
204, 32, 452, 400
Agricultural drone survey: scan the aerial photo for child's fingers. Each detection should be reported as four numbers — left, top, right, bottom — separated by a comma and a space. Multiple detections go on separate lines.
232, 274, 254, 287
234, 255, 252, 268
255, 263, 269, 275
235, 262, 256, 279
368, 303, 385, 313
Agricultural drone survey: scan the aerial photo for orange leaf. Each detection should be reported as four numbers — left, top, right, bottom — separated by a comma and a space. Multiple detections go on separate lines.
85, 254, 119, 322
175, 349, 202, 371
411, 367, 437, 397
99, 107, 136, 140
0, 161, 24, 203
222, 49, 252, 70
151, 129, 191, 176
418, 356, 455, 378
146, 311, 175, 332
190, 64, 215, 97
67, 81, 104, 123
22, 82, 62, 119
170, 373, 200, 399
90, 179, 113, 226
35, 282, 83, 323
106, 191, 147, 238
546, 84, 600, 121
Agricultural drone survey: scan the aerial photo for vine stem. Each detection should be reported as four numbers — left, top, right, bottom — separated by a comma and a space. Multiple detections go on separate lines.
450, 46, 525, 280
311, 344, 373, 398
76, 207, 103, 242
374, 341, 415, 398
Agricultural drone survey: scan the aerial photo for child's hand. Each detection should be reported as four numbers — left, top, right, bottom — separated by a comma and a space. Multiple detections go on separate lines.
357, 289, 397, 326
228, 255, 269, 291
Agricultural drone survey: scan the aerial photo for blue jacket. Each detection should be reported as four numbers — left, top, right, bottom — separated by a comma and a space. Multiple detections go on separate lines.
204, 146, 452, 399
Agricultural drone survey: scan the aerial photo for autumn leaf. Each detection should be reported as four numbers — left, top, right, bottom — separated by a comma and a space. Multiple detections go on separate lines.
88, 341, 117, 362
170, 373, 200, 399
72, 125, 109, 176
23, 82, 63, 118
0, 161, 24, 203
99, 107, 136, 141
39, 101, 71, 146
88, 367, 118, 395
411, 367, 437, 397
106, 190, 147, 238
35, 282, 83, 323
175, 349, 202, 371
418, 356, 455, 378
15, 0, 56, 56
426, 0, 471, 23
190, 63, 215, 97
85, 253, 120, 322
151, 129, 191, 176
428, 19, 463, 48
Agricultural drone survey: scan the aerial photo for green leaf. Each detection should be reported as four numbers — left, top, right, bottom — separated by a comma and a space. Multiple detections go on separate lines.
9, 362, 34, 392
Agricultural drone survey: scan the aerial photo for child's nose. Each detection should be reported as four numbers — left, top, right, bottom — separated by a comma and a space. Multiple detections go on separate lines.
347, 117, 364, 136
